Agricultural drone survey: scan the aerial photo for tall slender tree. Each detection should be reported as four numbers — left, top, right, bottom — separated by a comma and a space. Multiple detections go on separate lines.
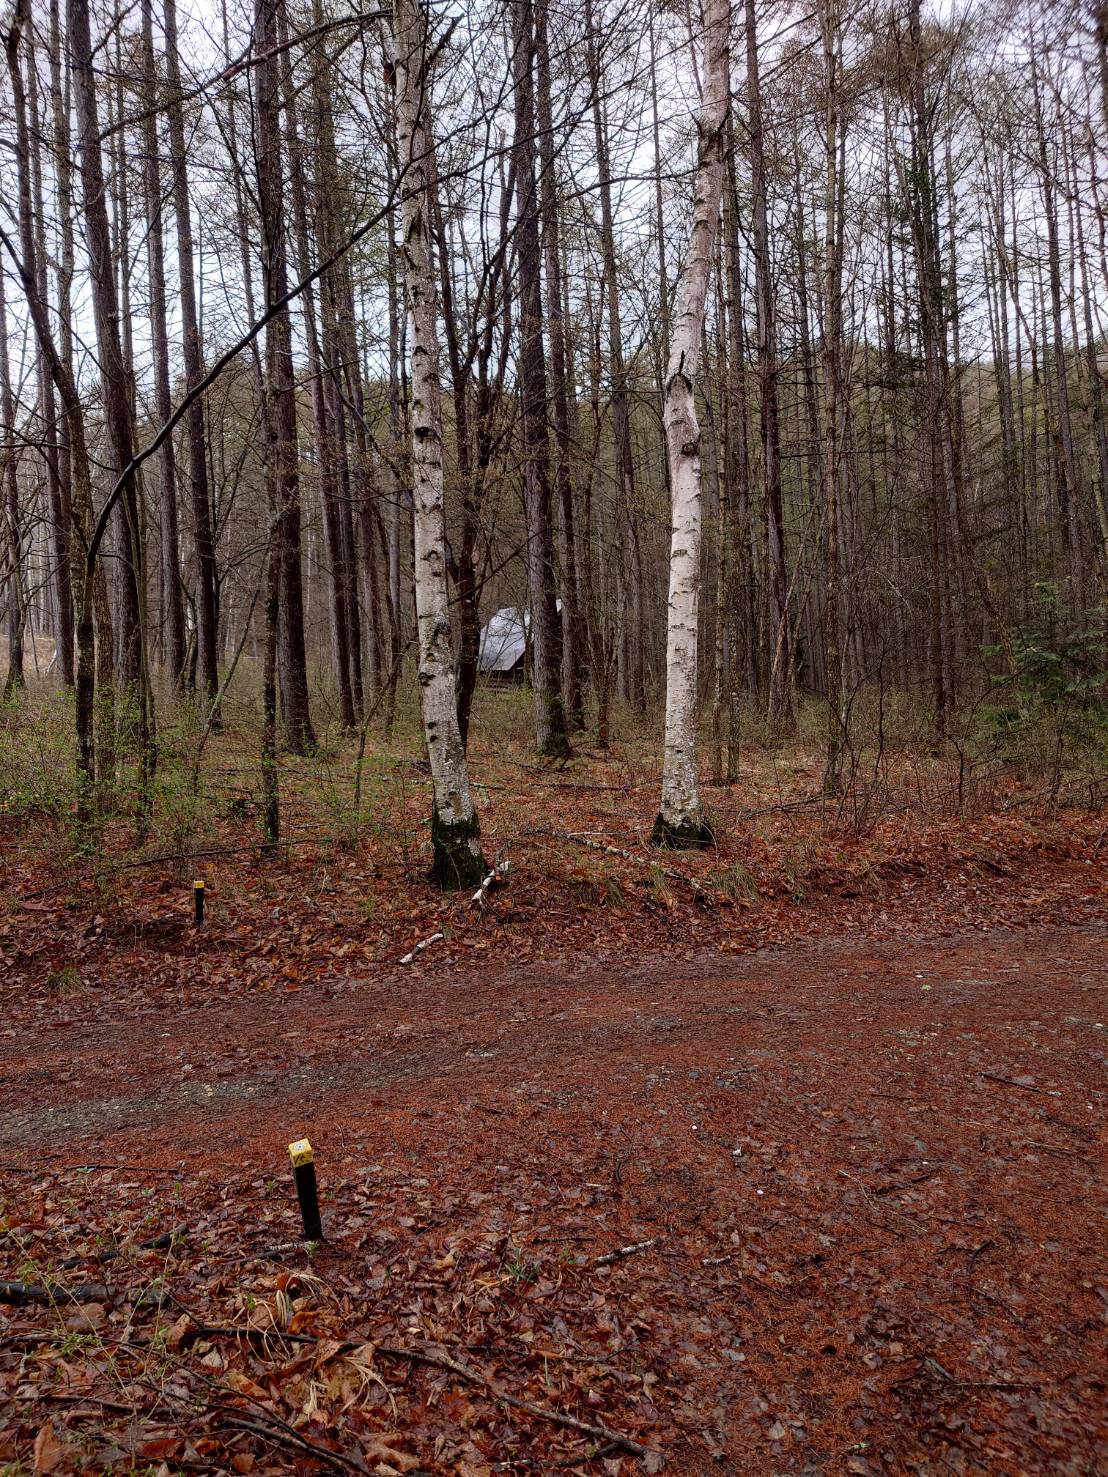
254, 0, 315, 753
164, 0, 219, 704
0, 269, 25, 695
140, 0, 186, 686
511, 0, 570, 758
653, 0, 730, 849
392, 0, 486, 887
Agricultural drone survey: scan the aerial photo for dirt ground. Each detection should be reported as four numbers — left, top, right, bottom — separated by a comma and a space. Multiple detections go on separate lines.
2, 920, 1106, 1474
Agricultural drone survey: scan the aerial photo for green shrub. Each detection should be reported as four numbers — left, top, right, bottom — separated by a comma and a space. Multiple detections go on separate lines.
980, 586, 1108, 774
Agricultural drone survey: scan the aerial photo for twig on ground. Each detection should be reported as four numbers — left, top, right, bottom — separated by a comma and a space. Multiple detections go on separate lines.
399, 857, 513, 963
169, 1320, 654, 1462
22, 836, 334, 898
595, 1237, 660, 1267
375, 1343, 655, 1461
398, 930, 444, 966
25, 1163, 181, 1174
58, 1227, 185, 1269
981, 1072, 1063, 1097
217, 1416, 361, 1472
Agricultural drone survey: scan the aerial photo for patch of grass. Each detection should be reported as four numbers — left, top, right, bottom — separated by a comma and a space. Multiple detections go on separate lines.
712, 862, 760, 905
644, 864, 673, 911
504, 1255, 539, 1285
601, 870, 625, 907
45, 963, 82, 995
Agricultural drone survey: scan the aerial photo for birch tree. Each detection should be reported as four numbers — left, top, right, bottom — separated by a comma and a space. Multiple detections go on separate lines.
392, 0, 486, 888
653, 0, 730, 850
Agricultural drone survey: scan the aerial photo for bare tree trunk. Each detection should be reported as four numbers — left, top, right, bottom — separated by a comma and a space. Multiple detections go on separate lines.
41, 0, 75, 685
278, 0, 355, 729
653, 0, 729, 850
0, 269, 25, 694
723, 117, 757, 708
141, 0, 186, 687
429, 154, 483, 752
254, 0, 315, 753
4, 0, 96, 787
70, 0, 143, 698
512, 0, 570, 757
164, 0, 219, 704
820, 0, 846, 792
69, 0, 153, 811
744, 0, 793, 734
536, 0, 584, 730
261, 525, 281, 847
1033, 52, 1087, 613
384, 162, 405, 735
392, 0, 485, 888
585, 0, 643, 709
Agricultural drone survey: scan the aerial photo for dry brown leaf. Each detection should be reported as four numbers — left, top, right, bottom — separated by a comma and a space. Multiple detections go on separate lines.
224, 1370, 268, 1401
165, 1312, 193, 1351
32, 1423, 63, 1474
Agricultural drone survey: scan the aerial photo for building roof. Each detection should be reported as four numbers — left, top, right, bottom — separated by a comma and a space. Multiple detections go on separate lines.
477, 606, 528, 673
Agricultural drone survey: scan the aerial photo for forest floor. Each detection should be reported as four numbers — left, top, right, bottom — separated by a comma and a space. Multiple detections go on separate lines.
1, 705, 1107, 1473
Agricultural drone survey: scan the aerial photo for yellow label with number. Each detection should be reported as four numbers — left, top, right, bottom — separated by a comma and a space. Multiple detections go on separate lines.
193, 879, 205, 890
288, 1138, 313, 1167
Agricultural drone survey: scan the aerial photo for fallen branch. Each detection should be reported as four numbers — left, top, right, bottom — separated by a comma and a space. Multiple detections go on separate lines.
21, 835, 335, 898
472, 858, 512, 908
175, 1320, 654, 1462
59, 1227, 185, 1269
399, 857, 513, 963
0, 1279, 166, 1308
595, 1237, 660, 1267
375, 1343, 655, 1461
981, 1072, 1062, 1098
398, 930, 444, 966
217, 1416, 362, 1473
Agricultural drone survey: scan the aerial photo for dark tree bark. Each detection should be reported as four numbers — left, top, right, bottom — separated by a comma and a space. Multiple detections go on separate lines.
278, 0, 355, 729
254, 0, 314, 752
0, 269, 25, 694
4, 0, 97, 786
69, 0, 153, 807
70, 0, 145, 700
535, 0, 585, 730
39, 1, 74, 685
744, 0, 793, 733
585, 0, 644, 708
1032, 51, 1087, 612
141, 0, 186, 686
723, 116, 758, 705
164, 0, 219, 703
511, 0, 569, 757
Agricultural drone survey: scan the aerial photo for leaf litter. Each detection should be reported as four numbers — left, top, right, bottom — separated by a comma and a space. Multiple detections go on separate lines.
1, 754, 1106, 1472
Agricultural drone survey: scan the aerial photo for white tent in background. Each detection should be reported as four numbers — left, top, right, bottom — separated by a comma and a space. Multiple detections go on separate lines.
476, 602, 562, 680
477, 606, 529, 679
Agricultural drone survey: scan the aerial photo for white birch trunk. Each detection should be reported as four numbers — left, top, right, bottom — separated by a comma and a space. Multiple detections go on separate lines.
654, 0, 731, 849
392, 0, 485, 887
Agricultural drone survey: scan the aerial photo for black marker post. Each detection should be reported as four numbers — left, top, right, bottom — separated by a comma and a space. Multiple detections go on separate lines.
288, 1138, 323, 1241
193, 879, 205, 926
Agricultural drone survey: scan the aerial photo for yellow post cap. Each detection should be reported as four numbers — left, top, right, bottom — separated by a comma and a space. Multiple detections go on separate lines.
289, 1138, 314, 1167
193, 879, 205, 889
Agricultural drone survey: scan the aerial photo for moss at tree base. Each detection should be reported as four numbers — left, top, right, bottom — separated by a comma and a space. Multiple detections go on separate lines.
430, 805, 487, 889
651, 811, 715, 850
